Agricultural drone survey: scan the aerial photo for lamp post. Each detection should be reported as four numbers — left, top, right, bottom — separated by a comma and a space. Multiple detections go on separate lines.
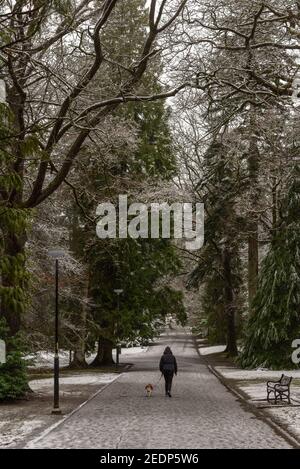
113, 289, 123, 367
48, 249, 65, 415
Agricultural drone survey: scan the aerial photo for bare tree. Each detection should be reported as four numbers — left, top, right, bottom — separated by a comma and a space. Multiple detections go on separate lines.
0, 0, 189, 337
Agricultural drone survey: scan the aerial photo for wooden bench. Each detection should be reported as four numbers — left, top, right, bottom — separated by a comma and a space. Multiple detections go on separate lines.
267, 374, 292, 404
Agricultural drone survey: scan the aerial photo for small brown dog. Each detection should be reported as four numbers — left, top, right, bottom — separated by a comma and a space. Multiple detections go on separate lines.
145, 383, 154, 397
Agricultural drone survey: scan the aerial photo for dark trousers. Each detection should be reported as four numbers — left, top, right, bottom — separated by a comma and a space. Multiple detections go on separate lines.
163, 370, 174, 394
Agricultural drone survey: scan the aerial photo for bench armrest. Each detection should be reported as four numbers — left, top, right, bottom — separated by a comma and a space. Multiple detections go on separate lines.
267, 380, 280, 386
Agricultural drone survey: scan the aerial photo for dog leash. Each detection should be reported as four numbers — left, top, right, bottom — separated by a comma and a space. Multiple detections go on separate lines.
154, 373, 163, 388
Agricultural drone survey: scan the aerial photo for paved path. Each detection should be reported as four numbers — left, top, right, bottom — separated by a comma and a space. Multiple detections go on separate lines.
27, 328, 291, 449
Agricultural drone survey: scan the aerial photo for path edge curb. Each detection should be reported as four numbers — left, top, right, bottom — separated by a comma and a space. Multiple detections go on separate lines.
207, 364, 300, 449
193, 336, 300, 449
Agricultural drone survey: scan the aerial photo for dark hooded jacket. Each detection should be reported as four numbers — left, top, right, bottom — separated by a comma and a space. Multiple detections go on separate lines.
159, 347, 177, 374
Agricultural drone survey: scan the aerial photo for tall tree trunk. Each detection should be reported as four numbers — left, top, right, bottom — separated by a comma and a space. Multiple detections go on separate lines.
100, 337, 115, 366
89, 337, 115, 367
272, 176, 278, 231
69, 275, 89, 369
89, 338, 103, 367
247, 115, 260, 310
248, 226, 258, 307
223, 247, 238, 356
70, 350, 88, 369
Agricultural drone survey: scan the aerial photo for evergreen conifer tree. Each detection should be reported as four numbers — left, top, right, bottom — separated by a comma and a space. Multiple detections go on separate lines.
189, 139, 245, 355
240, 165, 300, 369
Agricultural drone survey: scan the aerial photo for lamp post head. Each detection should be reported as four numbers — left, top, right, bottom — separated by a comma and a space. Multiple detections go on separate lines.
0, 339, 6, 364
114, 289, 123, 295
0, 79, 6, 103
48, 249, 65, 259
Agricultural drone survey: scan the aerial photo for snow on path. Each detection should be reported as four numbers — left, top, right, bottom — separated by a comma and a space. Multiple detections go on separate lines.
26, 328, 291, 449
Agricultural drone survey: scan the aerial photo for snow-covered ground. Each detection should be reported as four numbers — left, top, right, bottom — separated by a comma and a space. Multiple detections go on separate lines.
26, 346, 148, 369
0, 419, 47, 448
119, 346, 148, 355
240, 381, 300, 442
239, 383, 300, 402
0, 370, 119, 448
30, 373, 117, 392
215, 366, 300, 380
26, 351, 71, 368
199, 345, 226, 356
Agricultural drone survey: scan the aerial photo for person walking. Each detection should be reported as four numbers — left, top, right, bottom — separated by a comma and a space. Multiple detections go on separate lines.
159, 346, 177, 397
